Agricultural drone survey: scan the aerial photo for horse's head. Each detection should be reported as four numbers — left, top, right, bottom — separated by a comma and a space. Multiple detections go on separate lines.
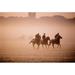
60, 36, 62, 39
55, 35, 62, 41
57, 35, 62, 41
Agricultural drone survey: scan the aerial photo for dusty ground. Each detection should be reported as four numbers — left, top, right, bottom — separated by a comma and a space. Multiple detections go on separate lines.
0, 40, 75, 62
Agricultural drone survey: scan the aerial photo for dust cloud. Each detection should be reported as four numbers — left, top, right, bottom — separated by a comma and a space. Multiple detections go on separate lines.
0, 14, 75, 62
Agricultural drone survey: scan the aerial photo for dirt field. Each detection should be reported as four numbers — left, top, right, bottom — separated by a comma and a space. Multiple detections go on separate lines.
0, 40, 75, 62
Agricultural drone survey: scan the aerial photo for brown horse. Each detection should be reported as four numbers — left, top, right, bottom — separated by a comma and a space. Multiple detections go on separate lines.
49, 35, 62, 48
30, 36, 50, 48
41, 36, 50, 48
29, 38, 41, 48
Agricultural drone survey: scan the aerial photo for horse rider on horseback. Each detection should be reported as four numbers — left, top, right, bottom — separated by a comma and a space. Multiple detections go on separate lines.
42, 33, 46, 41
35, 33, 41, 41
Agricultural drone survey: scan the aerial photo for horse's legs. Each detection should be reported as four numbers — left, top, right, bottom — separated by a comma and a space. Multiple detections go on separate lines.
52, 43, 54, 48
48, 42, 50, 48
57, 44, 59, 48
57, 44, 61, 48
49, 41, 51, 47
48, 44, 50, 48
42, 44, 44, 48
45, 44, 47, 48
37, 44, 40, 49
38, 44, 39, 48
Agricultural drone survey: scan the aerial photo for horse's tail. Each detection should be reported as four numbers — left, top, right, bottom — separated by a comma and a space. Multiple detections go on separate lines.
29, 39, 34, 44
29, 41, 31, 44
29, 40, 33, 44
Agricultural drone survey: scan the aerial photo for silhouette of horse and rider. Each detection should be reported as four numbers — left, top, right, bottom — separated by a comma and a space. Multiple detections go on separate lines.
30, 33, 62, 48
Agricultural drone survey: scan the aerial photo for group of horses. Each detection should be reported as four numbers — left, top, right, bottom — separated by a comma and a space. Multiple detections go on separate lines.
29, 35, 62, 48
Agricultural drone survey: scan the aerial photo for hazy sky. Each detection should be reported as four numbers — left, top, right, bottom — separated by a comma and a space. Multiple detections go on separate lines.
0, 12, 75, 18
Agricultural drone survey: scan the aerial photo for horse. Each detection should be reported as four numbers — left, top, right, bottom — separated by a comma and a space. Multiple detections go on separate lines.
29, 36, 50, 48
49, 35, 62, 48
41, 36, 50, 48
29, 38, 41, 48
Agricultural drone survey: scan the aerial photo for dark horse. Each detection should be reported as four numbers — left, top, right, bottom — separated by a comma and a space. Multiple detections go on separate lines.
49, 35, 62, 48
41, 36, 50, 48
29, 38, 41, 48
30, 36, 50, 48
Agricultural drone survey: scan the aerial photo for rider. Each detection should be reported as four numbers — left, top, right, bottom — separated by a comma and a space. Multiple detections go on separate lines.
42, 33, 46, 41
55, 33, 60, 39
35, 33, 41, 41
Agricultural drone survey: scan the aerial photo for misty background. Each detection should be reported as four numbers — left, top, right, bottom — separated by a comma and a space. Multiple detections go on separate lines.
0, 12, 75, 62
